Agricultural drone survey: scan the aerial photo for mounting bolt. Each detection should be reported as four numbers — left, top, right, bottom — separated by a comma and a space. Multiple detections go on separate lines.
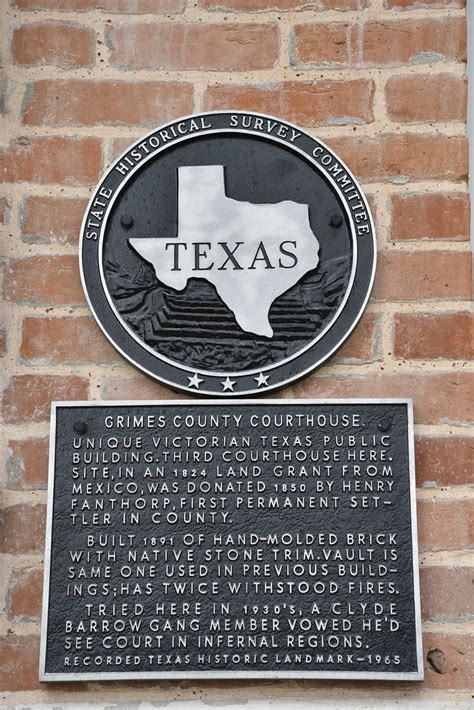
120, 215, 134, 229
377, 418, 391, 432
329, 214, 343, 228
73, 421, 88, 435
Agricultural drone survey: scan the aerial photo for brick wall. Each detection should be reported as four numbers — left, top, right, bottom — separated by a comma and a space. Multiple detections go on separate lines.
0, 0, 472, 705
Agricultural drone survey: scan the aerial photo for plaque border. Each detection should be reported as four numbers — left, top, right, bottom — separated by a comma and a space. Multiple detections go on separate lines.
79, 111, 377, 397
40, 399, 423, 682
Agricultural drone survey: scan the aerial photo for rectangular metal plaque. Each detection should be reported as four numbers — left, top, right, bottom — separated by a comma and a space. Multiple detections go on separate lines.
40, 399, 423, 681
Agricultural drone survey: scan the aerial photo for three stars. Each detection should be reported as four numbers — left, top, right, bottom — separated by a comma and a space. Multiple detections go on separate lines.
187, 372, 270, 391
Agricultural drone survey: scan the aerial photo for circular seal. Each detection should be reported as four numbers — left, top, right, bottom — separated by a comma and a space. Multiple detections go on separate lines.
80, 111, 376, 396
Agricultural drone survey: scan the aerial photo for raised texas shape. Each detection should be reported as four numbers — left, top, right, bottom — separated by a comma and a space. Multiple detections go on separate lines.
130, 165, 320, 338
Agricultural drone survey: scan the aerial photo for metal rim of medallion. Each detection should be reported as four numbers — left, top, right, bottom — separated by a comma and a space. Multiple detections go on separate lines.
80, 111, 377, 397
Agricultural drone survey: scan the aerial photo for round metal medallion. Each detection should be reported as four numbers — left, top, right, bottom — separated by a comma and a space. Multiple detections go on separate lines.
80, 111, 376, 396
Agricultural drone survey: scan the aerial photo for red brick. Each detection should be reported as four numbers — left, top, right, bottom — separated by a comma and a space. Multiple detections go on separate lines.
0, 326, 6, 357
0, 137, 102, 186
293, 22, 358, 67
417, 500, 473, 551
7, 438, 49, 490
363, 17, 466, 66
394, 312, 473, 360
20, 196, 88, 245
0, 196, 9, 224
372, 251, 472, 302
110, 136, 144, 161
290, 372, 474, 425
334, 313, 381, 363
107, 23, 279, 71
365, 194, 377, 226
384, 0, 465, 8
328, 134, 468, 182
416, 436, 474, 487
23, 80, 194, 127
204, 80, 374, 127
4, 256, 85, 305
293, 18, 466, 67
423, 634, 473, 690
7, 568, 43, 620
21, 316, 119, 364
102, 376, 188, 401
0, 504, 46, 553
421, 567, 474, 620
202, 0, 366, 7
0, 636, 41, 692
2, 375, 89, 424
386, 74, 467, 123
13, 0, 184, 11
391, 193, 469, 241
104, 0, 184, 9
11, 22, 95, 68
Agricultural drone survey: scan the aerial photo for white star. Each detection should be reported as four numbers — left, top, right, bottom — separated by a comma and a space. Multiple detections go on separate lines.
187, 372, 203, 389
254, 372, 269, 388
221, 376, 236, 392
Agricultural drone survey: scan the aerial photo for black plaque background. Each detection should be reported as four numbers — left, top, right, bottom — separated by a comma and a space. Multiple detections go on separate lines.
41, 401, 421, 680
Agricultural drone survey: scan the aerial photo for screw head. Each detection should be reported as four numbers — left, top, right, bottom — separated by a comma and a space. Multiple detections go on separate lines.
329, 214, 343, 228
120, 214, 134, 229
73, 421, 88, 435
377, 418, 391, 432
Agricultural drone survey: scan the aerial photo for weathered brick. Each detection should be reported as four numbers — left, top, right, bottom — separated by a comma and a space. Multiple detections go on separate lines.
0, 137, 102, 186
334, 313, 381, 363
11, 22, 95, 68
421, 567, 474, 620
3, 256, 85, 305
423, 634, 473, 690
363, 17, 466, 66
394, 312, 473, 360
2, 375, 89, 424
110, 136, 144, 162
204, 80, 374, 127
417, 500, 473, 551
20, 196, 88, 245
13, 0, 185, 11
415, 436, 473, 487
292, 22, 358, 67
7, 568, 43, 620
290, 372, 474, 425
386, 74, 467, 123
102, 376, 188, 401
21, 316, 118, 364
391, 193, 469, 241
202, 0, 367, 8
107, 23, 279, 71
327, 134, 468, 182
0, 196, 9, 224
0, 326, 6, 357
0, 504, 46, 553
293, 18, 466, 67
384, 0, 465, 8
0, 636, 41, 692
372, 252, 472, 302
23, 80, 194, 127
7, 438, 49, 490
